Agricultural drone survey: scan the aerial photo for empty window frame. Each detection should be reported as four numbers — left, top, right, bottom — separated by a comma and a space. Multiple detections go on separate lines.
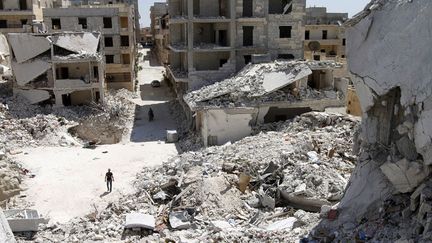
103, 17, 112, 28
342, 38, 346, 46
243, 26, 254, 46
104, 37, 113, 47
305, 30, 310, 40
322, 30, 328, 40
120, 36, 129, 47
105, 55, 114, 64
52, 18, 61, 29
78, 18, 87, 29
279, 26, 292, 38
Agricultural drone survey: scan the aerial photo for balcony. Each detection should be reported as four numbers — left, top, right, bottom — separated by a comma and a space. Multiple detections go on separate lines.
305, 39, 341, 46
166, 65, 188, 83
106, 64, 131, 73
169, 43, 187, 52
55, 79, 99, 90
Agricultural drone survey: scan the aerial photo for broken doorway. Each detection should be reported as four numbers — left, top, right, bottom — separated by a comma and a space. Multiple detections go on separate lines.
243, 26, 253, 46
62, 94, 72, 106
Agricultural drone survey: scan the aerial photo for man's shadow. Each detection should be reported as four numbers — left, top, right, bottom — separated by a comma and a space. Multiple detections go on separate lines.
100, 191, 110, 198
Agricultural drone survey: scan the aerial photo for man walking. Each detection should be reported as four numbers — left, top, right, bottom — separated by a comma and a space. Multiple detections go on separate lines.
105, 169, 114, 192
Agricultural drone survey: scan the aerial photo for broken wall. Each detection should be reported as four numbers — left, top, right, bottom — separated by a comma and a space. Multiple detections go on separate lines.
337, 0, 432, 224
199, 108, 256, 146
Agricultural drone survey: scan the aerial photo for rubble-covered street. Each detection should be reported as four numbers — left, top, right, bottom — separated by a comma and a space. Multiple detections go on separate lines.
31, 112, 359, 242
2, 0, 432, 242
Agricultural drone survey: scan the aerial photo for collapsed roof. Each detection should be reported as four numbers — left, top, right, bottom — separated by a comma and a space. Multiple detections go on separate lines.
184, 60, 343, 111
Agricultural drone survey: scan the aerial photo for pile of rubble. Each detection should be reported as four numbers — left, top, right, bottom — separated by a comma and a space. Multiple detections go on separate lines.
168, 100, 203, 152
68, 89, 136, 144
32, 112, 359, 242
0, 89, 136, 151
184, 60, 343, 110
0, 155, 22, 204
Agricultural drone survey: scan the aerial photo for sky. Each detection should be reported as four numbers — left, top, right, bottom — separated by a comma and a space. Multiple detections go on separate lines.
139, 0, 371, 27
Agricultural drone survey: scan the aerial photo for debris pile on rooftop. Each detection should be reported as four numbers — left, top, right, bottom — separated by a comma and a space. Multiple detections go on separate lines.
184, 60, 344, 110
31, 112, 359, 242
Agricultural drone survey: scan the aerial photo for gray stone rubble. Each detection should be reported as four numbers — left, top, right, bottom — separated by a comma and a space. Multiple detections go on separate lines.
26, 112, 359, 242
184, 60, 343, 110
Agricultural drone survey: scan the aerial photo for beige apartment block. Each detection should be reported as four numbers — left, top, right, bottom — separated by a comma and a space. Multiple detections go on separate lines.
43, 1, 137, 91
304, 7, 347, 62
7, 32, 105, 106
0, 0, 54, 33
166, 0, 306, 93
150, 2, 169, 65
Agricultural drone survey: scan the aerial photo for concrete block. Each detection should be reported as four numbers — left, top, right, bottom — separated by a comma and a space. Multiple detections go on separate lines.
124, 213, 155, 230
11, 60, 51, 86
380, 159, 429, 193
53, 33, 100, 54
14, 89, 50, 104
396, 136, 418, 161
7, 34, 51, 63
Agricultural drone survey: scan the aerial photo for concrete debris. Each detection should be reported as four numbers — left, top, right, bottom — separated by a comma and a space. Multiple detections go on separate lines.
52, 32, 100, 54
184, 60, 344, 110
307, 1, 432, 242
380, 159, 429, 193
14, 89, 50, 105
7, 34, 51, 64
0, 209, 15, 243
266, 217, 297, 231
0, 89, 135, 151
124, 213, 155, 230
169, 211, 192, 230
30, 112, 358, 242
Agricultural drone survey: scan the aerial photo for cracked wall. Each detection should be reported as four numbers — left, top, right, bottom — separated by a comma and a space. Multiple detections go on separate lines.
336, 0, 432, 224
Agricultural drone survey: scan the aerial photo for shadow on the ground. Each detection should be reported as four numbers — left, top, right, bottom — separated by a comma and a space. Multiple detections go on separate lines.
130, 102, 177, 143
99, 191, 110, 198
140, 83, 174, 102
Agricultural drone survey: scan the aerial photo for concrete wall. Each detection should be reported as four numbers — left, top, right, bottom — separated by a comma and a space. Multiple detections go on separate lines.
193, 52, 230, 70
200, 108, 256, 146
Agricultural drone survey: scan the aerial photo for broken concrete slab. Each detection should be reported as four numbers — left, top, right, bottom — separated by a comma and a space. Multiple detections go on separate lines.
0, 209, 15, 243
279, 190, 331, 213
124, 213, 155, 230
266, 217, 297, 231
7, 34, 51, 64
262, 65, 312, 94
52, 32, 100, 54
380, 159, 429, 193
169, 211, 191, 230
11, 60, 51, 86
14, 89, 50, 104
396, 136, 418, 161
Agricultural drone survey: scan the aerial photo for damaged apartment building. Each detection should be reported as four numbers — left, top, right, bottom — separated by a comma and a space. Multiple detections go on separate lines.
304, 7, 347, 62
7, 32, 105, 106
184, 60, 346, 146
166, 0, 306, 92
43, 0, 137, 91
0, 0, 54, 33
150, 2, 169, 65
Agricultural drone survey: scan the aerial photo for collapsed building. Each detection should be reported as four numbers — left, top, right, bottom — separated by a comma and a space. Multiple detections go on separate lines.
43, 0, 138, 91
7, 32, 105, 106
308, 0, 432, 241
166, 0, 306, 93
184, 60, 346, 146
